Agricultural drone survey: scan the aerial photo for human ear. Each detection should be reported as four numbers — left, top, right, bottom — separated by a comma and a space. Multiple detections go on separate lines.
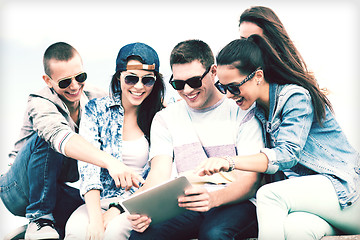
210, 64, 217, 76
43, 75, 53, 88
255, 69, 263, 79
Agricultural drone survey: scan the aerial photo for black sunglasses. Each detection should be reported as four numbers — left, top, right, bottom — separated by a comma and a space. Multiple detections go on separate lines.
121, 73, 156, 87
169, 66, 211, 90
215, 68, 261, 95
52, 72, 87, 89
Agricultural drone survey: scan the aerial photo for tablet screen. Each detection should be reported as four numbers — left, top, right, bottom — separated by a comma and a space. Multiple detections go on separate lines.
121, 176, 191, 225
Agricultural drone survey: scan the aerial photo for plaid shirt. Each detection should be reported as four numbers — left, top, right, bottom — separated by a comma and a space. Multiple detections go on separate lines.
78, 94, 148, 199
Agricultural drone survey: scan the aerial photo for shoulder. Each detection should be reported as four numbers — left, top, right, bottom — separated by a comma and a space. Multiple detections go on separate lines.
275, 84, 313, 116
152, 100, 188, 128
220, 97, 256, 123
278, 84, 310, 99
28, 87, 63, 109
86, 95, 113, 110
30, 87, 56, 100
83, 84, 107, 100
156, 100, 187, 117
221, 97, 241, 112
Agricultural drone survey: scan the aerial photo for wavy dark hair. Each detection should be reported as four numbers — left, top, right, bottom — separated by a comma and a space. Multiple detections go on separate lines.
239, 6, 307, 73
110, 56, 165, 140
216, 35, 332, 125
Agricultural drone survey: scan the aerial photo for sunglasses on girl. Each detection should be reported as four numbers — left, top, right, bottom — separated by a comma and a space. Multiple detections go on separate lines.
53, 72, 87, 89
169, 66, 211, 90
215, 67, 261, 95
121, 73, 156, 87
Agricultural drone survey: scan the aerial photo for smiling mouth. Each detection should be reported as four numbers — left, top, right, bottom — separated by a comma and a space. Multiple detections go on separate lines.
130, 91, 144, 97
235, 96, 244, 105
67, 89, 80, 96
186, 92, 199, 100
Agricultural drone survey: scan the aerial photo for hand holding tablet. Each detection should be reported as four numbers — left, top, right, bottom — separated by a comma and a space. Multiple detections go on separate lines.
121, 176, 192, 225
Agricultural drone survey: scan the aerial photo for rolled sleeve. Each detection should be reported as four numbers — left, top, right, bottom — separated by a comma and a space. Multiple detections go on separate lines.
53, 131, 75, 156
78, 161, 103, 196
261, 148, 279, 174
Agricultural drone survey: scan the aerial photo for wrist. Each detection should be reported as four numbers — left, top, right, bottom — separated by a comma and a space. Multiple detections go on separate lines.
223, 156, 235, 172
105, 156, 123, 170
108, 202, 125, 213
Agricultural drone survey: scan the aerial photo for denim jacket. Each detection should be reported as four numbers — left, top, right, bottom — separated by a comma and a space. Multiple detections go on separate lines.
78, 94, 149, 199
256, 83, 360, 209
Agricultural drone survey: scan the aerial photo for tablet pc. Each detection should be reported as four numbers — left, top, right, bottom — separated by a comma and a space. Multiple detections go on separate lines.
120, 176, 191, 225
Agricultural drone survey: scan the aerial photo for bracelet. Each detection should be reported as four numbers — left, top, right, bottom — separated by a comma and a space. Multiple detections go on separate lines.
109, 202, 125, 213
223, 156, 235, 172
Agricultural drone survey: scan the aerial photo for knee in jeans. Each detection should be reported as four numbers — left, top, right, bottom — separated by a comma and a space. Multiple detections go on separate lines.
284, 212, 334, 240
199, 227, 229, 240
256, 183, 277, 203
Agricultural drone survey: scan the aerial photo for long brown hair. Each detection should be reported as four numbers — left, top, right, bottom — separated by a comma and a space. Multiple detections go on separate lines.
216, 35, 332, 125
239, 6, 308, 74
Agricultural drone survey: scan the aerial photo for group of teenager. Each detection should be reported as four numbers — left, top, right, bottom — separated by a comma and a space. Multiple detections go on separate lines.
1, 6, 359, 240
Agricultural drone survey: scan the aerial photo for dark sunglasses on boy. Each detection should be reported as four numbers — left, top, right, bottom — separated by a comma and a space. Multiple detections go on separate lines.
215, 67, 261, 95
169, 66, 211, 90
52, 72, 87, 89
121, 73, 156, 87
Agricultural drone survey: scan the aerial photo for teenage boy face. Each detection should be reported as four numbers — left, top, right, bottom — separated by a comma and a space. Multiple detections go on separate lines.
171, 60, 219, 110
43, 54, 85, 105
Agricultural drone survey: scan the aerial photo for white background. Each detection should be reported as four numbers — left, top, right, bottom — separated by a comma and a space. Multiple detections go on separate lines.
0, 0, 359, 238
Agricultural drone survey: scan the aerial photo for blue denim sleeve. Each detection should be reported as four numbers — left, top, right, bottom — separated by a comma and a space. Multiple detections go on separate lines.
78, 99, 103, 196
265, 90, 314, 174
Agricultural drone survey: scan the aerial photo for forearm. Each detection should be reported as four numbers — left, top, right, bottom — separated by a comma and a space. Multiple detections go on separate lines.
210, 171, 261, 207
233, 153, 269, 173
64, 134, 113, 169
84, 190, 104, 225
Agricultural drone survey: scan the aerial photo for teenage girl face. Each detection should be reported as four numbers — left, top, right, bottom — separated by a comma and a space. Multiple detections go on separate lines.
216, 65, 263, 111
239, 21, 264, 39
119, 59, 155, 109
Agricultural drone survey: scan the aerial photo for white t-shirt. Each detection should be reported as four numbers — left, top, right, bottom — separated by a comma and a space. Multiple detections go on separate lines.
122, 135, 149, 175
149, 97, 264, 190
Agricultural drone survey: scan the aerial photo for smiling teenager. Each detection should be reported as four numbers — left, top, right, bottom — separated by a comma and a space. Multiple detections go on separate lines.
128, 39, 264, 240
197, 35, 360, 239
65, 42, 165, 240
0, 42, 150, 240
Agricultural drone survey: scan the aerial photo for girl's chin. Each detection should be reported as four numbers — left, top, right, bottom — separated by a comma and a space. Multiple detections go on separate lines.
237, 102, 251, 111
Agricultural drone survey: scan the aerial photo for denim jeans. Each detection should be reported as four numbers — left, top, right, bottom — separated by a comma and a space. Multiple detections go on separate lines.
0, 133, 84, 238
256, 175, 360, 240
129, 200, 257, 240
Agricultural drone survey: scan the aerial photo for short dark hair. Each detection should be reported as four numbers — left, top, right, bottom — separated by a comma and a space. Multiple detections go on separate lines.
170, 39, 214, 69
43, 42, 79, 77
